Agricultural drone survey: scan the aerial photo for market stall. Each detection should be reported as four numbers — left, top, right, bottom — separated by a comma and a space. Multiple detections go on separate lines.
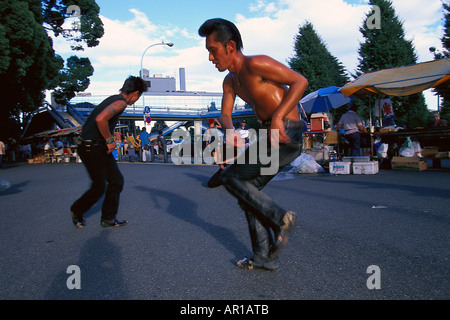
339, 58, 450, 170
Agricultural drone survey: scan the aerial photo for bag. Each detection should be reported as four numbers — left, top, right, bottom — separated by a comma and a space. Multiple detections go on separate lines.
399, 137, 421, 157
377, 143, 388, 158
289, 153, 325, 174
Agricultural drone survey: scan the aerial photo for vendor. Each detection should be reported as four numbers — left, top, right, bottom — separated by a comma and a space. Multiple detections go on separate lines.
337, 102, 367, 156
430, 113, 447, 128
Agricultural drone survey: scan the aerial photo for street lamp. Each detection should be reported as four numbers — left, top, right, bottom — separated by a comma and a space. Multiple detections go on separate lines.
140, 42, 174, 109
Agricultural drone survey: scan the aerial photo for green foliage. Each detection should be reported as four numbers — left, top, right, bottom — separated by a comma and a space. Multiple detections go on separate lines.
357, 0, 417, 73
42, 0, 104, 50
52, 56, 94, 105
431, 2, 450, 125
0, 0, 103, 139
288, 21, 349, 95
0, 1, 61, 124
355, 0, 429, 128
288, 21, 350, 122
151, 120, 169, 134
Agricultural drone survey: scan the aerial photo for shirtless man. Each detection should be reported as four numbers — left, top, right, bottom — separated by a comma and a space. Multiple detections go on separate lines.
199, 18, 308, 270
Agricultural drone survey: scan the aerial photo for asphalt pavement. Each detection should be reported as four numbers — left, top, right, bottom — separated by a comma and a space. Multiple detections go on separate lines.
0, 159, 448, 302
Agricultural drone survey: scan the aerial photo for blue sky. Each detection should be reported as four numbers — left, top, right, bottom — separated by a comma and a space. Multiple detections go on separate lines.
52, 0, 445, 110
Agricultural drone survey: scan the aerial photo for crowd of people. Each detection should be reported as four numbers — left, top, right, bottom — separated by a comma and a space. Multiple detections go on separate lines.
113, 129, 167, 162
0, 127, 171, 168
0, 137, 79, 165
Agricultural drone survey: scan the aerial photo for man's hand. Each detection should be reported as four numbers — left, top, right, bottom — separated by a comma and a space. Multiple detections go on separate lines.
226, 130, 245, 147
270, 118, 290, 147
107, 142, 115, 154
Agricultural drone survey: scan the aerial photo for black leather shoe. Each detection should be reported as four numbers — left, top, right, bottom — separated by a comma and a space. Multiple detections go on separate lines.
207, 166, 224, 188
235, 257, 277, 271
101, 218, 128, 228
269, 211, 297, 259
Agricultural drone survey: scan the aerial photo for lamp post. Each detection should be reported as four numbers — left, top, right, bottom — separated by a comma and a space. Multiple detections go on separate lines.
140, 42, 174, 110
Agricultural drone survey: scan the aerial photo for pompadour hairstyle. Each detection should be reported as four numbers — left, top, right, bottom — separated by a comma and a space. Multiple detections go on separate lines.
198, 18, 243, 51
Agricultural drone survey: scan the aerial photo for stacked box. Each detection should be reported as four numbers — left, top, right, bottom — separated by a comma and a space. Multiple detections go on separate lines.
342, 156, 370, 162
392, 157, 427, 171
435, 151, 450, 158
421, 147, 439, 157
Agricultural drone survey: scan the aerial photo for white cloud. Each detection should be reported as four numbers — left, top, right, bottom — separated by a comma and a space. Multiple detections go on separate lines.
52, 0, 444, 109
234, 0, 443, 108
236, 0, 368, 74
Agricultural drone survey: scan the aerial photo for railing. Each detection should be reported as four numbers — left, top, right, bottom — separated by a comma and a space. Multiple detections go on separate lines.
73, 104, 252, 117
45, 104, 72, 129
67, 104, 87, 125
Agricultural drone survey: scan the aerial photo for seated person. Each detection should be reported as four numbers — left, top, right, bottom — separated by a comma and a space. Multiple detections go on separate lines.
430, 113, 448, 128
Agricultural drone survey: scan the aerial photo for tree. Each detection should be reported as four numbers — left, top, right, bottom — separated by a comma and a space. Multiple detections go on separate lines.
51, 55, 94, 105
356, 0, 428, 128
430, 1, 450, 124
151, 120, 168, 134
42, 0, 104, 51
288, 21, 350, 122
289, 21, 349, 95
0, 0, 103, 139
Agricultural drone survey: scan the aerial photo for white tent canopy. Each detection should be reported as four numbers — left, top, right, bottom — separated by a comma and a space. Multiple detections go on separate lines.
341, 59, 450, 97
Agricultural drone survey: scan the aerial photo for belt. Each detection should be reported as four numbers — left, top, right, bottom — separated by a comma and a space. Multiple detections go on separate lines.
260, 119, 301, 128
77, 138, 104, 146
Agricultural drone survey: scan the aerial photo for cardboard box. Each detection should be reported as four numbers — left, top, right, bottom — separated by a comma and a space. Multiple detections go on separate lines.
303, 136, 313, 149
324, 131, 339, 144
329, 161, 351, 174
421, 147, 439, 158
392, 157, 427, 171
435, 151, 450, 158
353, 161, 379, 174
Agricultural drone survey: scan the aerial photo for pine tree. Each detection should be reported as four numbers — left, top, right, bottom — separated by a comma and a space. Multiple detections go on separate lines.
356, 0, 428, 128
430, 1, 450, 124
288, 21, 349, 96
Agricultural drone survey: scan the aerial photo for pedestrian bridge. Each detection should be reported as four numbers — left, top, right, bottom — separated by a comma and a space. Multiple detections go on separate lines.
72, 104, 255, 121
21, 103, 255, 139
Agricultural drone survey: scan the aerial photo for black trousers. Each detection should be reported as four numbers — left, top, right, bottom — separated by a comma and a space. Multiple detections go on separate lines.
345, 132, 361, 156
221, 120, 303, 266
71, 142, 124, 221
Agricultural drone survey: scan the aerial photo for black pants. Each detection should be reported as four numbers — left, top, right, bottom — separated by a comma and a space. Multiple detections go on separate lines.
221, 120, 303, 266
71, 142, 124, 221
345, 132, 361, 156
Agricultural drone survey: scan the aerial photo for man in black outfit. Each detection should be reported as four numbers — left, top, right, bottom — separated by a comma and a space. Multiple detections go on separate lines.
70, 76, 147, 228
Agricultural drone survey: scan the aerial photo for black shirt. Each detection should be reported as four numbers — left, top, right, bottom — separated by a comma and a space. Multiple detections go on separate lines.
80, 94, 127, 141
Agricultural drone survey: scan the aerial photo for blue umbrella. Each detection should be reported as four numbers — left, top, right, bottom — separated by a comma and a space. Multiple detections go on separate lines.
300, 86, 352, 114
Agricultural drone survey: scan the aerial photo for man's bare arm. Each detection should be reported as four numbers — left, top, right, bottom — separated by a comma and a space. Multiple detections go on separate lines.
250, 56, 308, 143
220, 74, 236, 131
96, 100, 127, 153
220, 74, 244, 147
251, 56, 308, 121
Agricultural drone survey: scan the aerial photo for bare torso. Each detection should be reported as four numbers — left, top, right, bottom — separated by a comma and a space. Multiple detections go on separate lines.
225, 56, 300, 122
